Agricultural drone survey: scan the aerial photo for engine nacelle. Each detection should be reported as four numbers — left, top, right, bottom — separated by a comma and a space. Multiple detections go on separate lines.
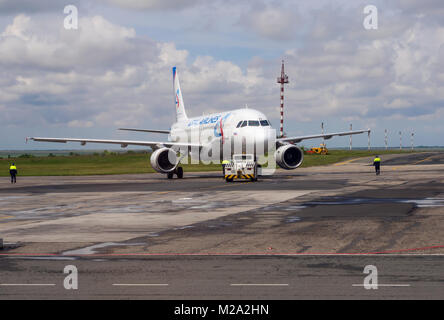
275, 144, 304, 170
150, 147, 177, 173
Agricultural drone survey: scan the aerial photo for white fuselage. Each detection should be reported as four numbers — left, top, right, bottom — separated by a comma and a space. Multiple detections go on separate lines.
169, 108, 274, 160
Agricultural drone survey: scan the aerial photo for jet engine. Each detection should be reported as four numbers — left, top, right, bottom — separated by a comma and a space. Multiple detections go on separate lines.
150, 147, 177, 173
275, 144, 304, 170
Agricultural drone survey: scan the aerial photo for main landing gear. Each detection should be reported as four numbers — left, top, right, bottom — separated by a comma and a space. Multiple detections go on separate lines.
167, 166, 184, 179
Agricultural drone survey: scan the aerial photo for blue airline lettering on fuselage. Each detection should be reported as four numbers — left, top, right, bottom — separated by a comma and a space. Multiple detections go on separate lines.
209, 116, 219, 123
188, 114, 227, 127
200, 117, 210, 125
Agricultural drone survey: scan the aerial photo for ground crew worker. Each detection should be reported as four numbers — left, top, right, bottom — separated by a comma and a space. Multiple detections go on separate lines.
373, 156, 381, 175
9, 163, 17, 184
222, 159, 230, 177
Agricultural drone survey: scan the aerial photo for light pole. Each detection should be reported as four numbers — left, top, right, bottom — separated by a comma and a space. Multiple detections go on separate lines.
368, 130, 371, 150
321, 122, 324, 145
399, 131, 402, 150
349, 124, 352, 150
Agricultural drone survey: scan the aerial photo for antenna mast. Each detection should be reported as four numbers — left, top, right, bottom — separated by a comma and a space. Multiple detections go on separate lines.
277, 60, 289, 138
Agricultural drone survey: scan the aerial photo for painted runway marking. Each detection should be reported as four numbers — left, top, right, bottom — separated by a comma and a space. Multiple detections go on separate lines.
112, 284, 169, 287
333, 158, 360, 166
352, 284, 410, 287
413, 156, 434, 165
0, 283, 55, 286
230, 284, 289, 286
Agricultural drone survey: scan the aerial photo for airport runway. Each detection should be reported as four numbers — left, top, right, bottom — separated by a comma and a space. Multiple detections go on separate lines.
1, 152, 444, 299
1, 255, 443, 299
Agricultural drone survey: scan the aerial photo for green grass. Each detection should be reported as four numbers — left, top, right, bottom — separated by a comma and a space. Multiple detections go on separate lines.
0, 152, 220, 176
299, 149, 415, 168
0, 149, 424, 177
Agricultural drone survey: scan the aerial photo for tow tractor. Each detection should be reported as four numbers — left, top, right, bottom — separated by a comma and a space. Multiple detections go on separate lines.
306, 143, 328, 155
224, 154, 259, 182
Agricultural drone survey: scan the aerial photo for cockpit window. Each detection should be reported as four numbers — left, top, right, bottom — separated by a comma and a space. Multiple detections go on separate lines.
248, 120, 260, 126
239, 120, 266, 127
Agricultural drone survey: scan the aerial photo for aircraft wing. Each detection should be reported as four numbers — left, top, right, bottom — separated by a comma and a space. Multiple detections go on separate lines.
118, 128, 170, 134
277, 129, 370, 144
27, 137, 201, 149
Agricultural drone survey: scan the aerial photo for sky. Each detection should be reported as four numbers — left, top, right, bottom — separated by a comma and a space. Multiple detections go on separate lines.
0, 0, 443, 149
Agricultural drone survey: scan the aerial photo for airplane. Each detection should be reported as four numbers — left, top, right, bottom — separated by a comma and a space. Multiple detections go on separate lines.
28, 66, 370, 179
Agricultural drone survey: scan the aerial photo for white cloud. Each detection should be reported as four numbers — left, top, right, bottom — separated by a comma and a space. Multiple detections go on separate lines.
0, 1, 443, 147
239, 5, 298, 40
0, 0, 63, 15
102, 0, 203, 10
1, 14, 31, 39
0, 14, 266, 129
67, 119, 94, 128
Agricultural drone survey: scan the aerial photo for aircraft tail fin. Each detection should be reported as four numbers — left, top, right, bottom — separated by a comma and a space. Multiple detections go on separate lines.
173, 67, 188, 122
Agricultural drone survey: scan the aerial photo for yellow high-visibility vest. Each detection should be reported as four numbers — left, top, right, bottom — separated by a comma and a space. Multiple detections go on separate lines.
222, 160, 230, 165
9, 165, 17, 170
374, 158, 381, 162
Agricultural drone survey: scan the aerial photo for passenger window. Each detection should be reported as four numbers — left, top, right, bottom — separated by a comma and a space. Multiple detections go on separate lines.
248, 120, 260, 126
260, 120, 269, 126
241, 121, 248, 127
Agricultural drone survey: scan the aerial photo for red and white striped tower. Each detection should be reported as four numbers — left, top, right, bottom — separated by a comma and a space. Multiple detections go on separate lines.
277, 60, 289, 138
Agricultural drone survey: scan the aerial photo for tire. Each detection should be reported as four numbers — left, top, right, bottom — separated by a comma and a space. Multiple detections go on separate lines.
225, 177, 233, 182
176, 167, 184, 179
167, 172, 174, 179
